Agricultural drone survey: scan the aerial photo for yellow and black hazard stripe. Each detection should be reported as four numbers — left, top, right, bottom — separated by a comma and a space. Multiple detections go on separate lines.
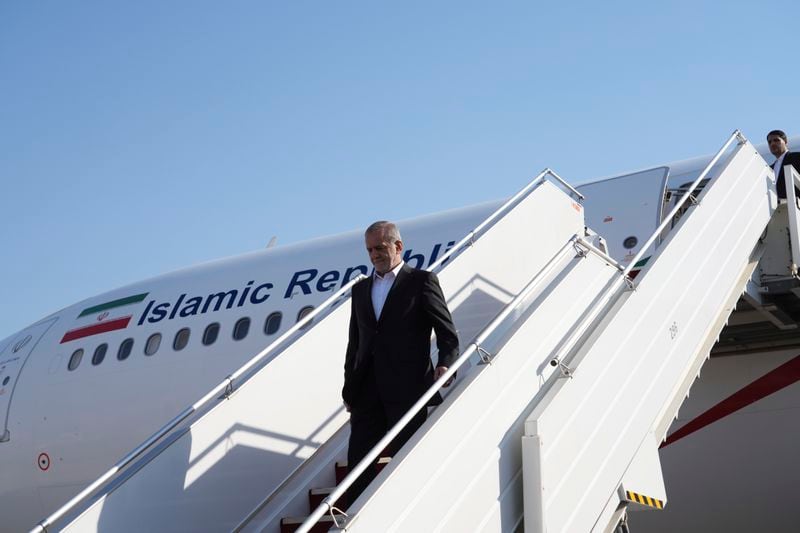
625, 490, 664, 509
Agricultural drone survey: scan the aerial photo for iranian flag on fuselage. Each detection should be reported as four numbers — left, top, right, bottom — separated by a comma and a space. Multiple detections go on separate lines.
60, 293, 149, 344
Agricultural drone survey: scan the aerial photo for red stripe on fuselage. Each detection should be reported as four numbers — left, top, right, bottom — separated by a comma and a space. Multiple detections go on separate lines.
59, 316, 132, 343
661, 354, 800, 448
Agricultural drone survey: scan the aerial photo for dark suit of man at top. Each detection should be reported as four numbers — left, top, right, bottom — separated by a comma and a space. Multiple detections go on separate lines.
342, 220, 459, 503
767, 129, 800, 200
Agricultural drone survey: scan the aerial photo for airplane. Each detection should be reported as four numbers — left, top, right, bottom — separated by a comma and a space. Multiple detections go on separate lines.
2, 134, 798, 532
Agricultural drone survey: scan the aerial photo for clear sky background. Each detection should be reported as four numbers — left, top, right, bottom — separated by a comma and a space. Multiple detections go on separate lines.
2, 1, 799, 340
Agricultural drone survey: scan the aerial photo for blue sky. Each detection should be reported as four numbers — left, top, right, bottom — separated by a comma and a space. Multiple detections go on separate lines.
2, 1, 799, 339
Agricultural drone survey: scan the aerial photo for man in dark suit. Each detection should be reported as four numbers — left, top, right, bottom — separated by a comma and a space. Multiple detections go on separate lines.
342, 220, 459, 503
767, 129, 800, 200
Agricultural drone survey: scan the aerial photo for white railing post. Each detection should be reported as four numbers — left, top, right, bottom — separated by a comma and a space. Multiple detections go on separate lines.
784, 165, 800, 276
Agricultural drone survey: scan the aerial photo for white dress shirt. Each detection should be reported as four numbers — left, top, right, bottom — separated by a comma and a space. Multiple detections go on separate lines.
372, 261, 404, 320
773, 152, 787, 177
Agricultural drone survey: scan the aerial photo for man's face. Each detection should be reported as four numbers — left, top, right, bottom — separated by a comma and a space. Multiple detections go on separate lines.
768, 135, 788, 158
365, 230, 403, 275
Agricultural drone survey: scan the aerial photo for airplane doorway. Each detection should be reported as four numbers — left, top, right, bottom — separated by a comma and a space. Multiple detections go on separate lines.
578, 166, 669, 265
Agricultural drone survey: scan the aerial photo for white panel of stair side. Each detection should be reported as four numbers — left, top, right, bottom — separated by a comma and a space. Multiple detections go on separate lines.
435, 181, 587, 358
524, 142, 775, 533
344, 252, 622, 531
61, 180, 583, 533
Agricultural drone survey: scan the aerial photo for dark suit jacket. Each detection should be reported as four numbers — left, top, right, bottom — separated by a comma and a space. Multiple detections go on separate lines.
774, 151, 800, 199
342, 264, 459, 408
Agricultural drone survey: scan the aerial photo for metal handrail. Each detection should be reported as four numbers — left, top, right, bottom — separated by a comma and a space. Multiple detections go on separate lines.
547, 236, 627, 370
537, 131, 750, 406
31, 274, 367, 533
427, 168, 582, 274
296, 237, 582, 533
622, 130, 745, 277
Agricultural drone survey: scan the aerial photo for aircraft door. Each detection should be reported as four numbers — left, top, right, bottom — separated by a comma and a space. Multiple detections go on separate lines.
0, 317, 58, 442
578, 166, 669, 267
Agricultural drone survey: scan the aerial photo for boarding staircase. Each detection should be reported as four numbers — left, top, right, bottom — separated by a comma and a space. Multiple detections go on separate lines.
36, 132, 792, 533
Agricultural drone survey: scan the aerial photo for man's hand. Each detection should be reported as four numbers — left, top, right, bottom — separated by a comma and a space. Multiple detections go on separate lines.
434, 366, 454, 387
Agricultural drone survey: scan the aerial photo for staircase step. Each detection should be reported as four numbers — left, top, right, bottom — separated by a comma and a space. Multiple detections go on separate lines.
280, 515, 338, 533
335, 456, 392, 484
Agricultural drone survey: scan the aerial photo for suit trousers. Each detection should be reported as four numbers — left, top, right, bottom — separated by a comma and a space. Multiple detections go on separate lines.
346, 365, 427, 508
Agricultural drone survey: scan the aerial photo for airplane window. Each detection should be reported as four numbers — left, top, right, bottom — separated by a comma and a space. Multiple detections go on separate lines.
92, 344, 108, 366
145, 333, 162, 356
297, 306, 314, 330
174, 328, 190, 351
2, 376, 8, 386
118, 338, 134, 361
264, 312, 282, 335
233, 317, 250, 341
203, 323, 220, 346
68, 349, 84, 371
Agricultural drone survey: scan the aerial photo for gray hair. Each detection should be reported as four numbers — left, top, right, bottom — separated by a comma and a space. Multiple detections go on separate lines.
365, 220, 402, 243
